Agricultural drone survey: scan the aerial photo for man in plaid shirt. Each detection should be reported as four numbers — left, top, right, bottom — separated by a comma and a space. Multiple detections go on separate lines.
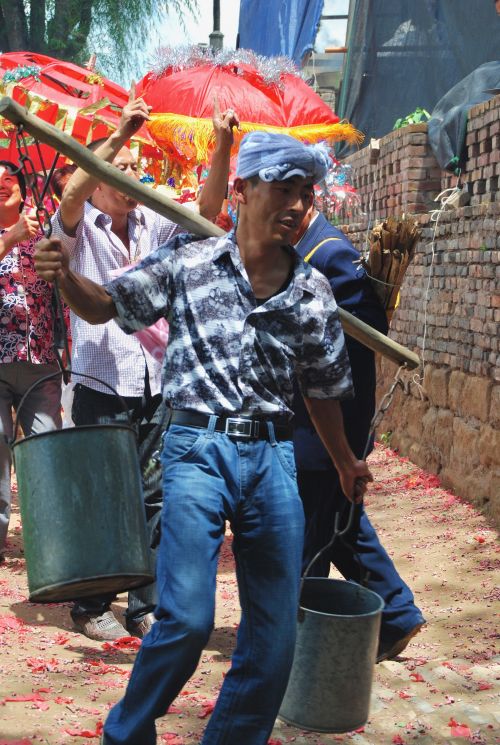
50, 91, 239, 641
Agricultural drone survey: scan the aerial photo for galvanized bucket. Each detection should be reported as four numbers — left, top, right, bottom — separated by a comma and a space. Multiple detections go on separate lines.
11, 371, 154, 603
279, 577, 383, 733
279, 503, 384, 733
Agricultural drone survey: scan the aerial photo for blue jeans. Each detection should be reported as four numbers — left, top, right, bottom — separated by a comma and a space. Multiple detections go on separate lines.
104, 418, 305, 745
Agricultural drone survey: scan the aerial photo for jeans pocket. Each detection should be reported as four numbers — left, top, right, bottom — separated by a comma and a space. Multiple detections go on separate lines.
164, 425, 208, 463
274, 440, 297, 479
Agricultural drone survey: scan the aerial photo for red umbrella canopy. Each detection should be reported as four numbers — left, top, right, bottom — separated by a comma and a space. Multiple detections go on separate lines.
0, 51, 157, 171
138, 48, 363, 172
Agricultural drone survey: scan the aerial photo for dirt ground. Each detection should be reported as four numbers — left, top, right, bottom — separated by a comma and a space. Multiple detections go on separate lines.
0, 443, 498, 745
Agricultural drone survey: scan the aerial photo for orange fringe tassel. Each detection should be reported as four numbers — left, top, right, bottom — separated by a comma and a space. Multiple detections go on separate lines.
148, 113, 364, 166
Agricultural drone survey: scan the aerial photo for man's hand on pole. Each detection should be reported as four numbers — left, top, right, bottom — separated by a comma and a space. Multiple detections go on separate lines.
212, 94, 240, 151
34, 237, 117, 324
117, 82, 152, 140
34, 237, 69, 283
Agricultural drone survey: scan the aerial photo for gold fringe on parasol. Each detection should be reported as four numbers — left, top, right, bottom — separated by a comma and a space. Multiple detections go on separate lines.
362, 215, 422, 323
148, 112, 364, 165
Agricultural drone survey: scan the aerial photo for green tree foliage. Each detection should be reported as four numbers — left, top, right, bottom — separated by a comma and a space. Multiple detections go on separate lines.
0, 0, 198, 77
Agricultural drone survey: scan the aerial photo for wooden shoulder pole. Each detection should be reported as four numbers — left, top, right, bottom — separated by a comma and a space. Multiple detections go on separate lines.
0, 97, 223, 238
338, 308, 420, 369
0, 96, 420, 370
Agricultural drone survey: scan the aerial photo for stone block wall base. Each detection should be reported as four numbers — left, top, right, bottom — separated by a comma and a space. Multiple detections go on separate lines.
375, 358, 499, 528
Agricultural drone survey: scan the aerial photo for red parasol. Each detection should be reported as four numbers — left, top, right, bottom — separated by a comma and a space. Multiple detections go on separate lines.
0, 51, 159, 172
138, 48, 363, 175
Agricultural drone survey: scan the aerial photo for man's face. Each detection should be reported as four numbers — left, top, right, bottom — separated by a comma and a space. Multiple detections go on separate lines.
94, 147, 140, 215
242, 175, 315, 245
0, 166, 23, 211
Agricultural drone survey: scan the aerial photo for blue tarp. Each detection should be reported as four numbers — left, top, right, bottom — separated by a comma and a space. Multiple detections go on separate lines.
237, 0, 324, 66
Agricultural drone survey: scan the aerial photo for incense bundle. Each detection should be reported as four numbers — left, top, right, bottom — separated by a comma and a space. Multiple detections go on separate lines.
362, 215, 421, 322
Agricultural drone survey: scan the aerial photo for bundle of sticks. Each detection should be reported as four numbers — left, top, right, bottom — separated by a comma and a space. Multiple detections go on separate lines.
362, 215, 421, 322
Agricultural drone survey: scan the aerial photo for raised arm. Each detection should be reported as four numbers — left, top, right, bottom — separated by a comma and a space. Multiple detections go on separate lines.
196, 97, 240, 222
60, 85, 151, 235
303, 396, 373, 503
34, 237, 116, 324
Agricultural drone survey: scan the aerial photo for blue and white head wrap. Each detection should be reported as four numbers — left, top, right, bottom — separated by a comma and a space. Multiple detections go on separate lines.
236, 131, 330, 185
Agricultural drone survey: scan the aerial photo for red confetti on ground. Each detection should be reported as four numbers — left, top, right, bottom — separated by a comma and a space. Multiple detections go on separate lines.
26, 656, 60, 673
476, 681, 492, 691
1, 443, 497, 744
409, 672, 425, 682
403, 474, 441, 490
448, 718, 472, 737
85, 659, 128, 675
0, 615, 26, 633
64, 720, 103, 738
102, 636, 141, 651
52, 632, 70, 645
2, 693, 47, 703
197, 700, 216, 718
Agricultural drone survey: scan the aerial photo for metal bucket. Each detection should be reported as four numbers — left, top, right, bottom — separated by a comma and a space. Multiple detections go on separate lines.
11, 372, 154, 603
279, 578, 384, 733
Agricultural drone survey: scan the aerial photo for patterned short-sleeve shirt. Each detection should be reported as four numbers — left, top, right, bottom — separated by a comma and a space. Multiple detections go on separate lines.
0, 229, 57, 364
106, 231, 353, 420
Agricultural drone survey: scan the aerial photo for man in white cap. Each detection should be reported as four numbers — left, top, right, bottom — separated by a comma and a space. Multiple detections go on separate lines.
35, 130, 372, 745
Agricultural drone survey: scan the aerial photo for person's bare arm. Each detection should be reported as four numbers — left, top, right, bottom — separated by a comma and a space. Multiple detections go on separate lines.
303, 396, 373, 503
0, 211, 39, 260
34, 237, 116, 324
60, 85, 151, 236
196, 97, 240, 221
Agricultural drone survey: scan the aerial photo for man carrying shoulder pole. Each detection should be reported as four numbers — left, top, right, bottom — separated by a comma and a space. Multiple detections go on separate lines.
35, 131, 372, 745
50, 88, 238, 641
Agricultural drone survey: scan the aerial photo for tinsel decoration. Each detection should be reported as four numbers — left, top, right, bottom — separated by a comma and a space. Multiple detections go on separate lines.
315, 159, 363, 220
86, 72, 105, 86
2, 65, 42, 84
149, 46, 301, 86
141, 46, 363, 171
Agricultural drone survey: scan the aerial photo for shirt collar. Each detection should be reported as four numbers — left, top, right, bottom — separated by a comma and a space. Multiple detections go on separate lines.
85, 200, 146, 228
212, 229, 315, 307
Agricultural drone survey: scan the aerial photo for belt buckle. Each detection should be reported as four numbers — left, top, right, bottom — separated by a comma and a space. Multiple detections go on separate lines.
224, 417, 256, 438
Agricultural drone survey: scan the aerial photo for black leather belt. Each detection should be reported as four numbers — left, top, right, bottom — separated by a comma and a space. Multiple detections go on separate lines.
169, 410, 293, 441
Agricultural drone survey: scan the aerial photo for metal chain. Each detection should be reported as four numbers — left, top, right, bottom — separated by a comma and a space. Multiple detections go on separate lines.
361, 363, 408, 461
301, 362, 412, 592
13, 125, 71, 380
15, 124, 58, 237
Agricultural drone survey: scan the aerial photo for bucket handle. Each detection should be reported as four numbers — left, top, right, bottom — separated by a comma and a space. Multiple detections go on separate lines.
11, 370, 136, 446
298, 502, 364, 622
301, 501, 356, 583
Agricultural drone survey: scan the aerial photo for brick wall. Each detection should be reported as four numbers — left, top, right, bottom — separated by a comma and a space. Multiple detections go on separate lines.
341, 96, 500, 526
